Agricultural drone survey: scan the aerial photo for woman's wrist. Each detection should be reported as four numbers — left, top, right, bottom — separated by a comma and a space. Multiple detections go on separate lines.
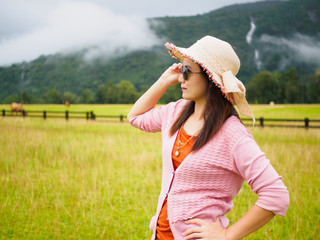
225, 228, 235, 240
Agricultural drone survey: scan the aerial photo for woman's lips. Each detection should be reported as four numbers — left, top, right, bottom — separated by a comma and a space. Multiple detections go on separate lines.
181, 87, 187, 91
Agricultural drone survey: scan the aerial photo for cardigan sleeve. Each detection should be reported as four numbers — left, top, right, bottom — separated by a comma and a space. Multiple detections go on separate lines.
129, 100, 185, 133
233, 135, 290, 216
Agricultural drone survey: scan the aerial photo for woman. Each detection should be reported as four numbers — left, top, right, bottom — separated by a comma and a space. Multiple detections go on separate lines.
127, 36, 289, 240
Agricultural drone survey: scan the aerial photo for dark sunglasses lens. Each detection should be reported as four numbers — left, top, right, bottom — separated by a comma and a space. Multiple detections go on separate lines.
181, 66, 188, 80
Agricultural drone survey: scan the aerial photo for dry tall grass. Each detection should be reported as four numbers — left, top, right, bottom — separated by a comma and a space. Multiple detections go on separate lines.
0, 118, 319, 239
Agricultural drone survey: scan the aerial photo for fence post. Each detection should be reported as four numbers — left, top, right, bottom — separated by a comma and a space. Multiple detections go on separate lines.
120, 114, 123, 122
2, 110, 5, 117
43, 111, 46, 119
90, 111, 95, 120
65, 110, 69, 120
304, 118, 309, 129
86, 112, 89, 120
259, 117, 264, 127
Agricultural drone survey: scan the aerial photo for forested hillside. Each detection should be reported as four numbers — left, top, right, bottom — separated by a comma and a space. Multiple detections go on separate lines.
1, 0, 319, 104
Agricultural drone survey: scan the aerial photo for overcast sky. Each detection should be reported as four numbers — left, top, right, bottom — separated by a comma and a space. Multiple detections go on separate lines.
0, 0, 267, 66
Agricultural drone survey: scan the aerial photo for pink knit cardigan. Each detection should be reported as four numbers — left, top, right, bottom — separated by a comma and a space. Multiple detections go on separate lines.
129, 99, 289, 240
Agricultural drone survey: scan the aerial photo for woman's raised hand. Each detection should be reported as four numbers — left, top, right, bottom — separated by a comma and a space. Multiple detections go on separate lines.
160, 63, 182, 87
127, 63, 182, 120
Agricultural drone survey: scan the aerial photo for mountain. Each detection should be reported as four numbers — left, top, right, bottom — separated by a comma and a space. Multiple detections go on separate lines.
0, 0, 319, 103
150, 0, 319, 78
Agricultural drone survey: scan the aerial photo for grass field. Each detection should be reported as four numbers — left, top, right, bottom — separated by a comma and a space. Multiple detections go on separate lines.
0, 105, 319, 239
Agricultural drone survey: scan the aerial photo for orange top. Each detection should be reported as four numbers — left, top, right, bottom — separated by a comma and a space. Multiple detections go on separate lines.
156, 126, 196, 240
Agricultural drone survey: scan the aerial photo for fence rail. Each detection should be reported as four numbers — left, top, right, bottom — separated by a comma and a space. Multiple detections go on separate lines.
2, 109, 320, 128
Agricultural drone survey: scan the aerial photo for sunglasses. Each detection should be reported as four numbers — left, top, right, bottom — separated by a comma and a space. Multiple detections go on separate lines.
181, 65, 203, 80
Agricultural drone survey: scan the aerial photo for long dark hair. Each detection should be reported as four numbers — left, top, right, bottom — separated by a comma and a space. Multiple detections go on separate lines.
169, 68, 240, 152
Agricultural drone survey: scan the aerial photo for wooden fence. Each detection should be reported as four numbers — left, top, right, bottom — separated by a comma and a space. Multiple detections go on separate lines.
241, 117, 320, 129
2, 109, 320, 128
2, 109, 125, 122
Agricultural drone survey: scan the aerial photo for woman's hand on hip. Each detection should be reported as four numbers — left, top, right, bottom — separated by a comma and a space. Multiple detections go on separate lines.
183, 218, 228, 240
160, 63, 182, 87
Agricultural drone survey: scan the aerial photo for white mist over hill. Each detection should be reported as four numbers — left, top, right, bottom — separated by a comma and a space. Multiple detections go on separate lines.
0, 0, 159, 66
259, 33, 320, 70
0, 0, 269, 66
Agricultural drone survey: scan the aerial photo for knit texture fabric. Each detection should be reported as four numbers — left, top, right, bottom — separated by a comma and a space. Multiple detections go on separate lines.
129, 99, 289, 240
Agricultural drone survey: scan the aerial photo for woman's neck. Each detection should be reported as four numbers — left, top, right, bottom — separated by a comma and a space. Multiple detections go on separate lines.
183, 100, 206, 135
193, 99, 206, 121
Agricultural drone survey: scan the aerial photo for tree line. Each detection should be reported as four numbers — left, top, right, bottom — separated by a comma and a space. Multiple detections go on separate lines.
246, 68, 320, 104
2, 79, 180, 105
3, 67, 319, 105
3, 80, 138, 105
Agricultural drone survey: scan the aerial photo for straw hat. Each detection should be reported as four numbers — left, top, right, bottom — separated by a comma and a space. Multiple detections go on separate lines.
165, 35, 254, 121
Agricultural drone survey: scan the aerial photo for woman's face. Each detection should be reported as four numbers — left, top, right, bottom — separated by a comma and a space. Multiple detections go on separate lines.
178, 58, 208, 102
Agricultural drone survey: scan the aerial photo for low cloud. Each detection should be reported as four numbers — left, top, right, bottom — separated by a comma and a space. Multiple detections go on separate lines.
259, 33, 320, 69
0, 0, 160, 66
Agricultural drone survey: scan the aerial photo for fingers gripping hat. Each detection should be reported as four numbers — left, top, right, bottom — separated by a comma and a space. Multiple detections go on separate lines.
165, 35, 254, 122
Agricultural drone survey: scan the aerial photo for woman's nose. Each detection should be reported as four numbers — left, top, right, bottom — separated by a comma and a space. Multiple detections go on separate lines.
178, 74, 185, 83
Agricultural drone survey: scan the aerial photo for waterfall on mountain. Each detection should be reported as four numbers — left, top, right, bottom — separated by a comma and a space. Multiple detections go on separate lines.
246, 18, 262, 70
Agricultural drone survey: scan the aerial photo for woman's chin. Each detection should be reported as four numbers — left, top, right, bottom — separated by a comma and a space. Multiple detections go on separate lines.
182, 93, 191, 100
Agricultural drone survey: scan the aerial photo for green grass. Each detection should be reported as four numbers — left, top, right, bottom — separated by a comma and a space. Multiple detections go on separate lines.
0, 104, 132, 116
0, 107, 319, 239
0, 118, 162, 239
249, 104, 320, 119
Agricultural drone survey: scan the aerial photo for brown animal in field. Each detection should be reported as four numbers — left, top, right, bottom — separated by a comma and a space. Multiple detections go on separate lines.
11, 102, 24, 115
65, 101, 70, 107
